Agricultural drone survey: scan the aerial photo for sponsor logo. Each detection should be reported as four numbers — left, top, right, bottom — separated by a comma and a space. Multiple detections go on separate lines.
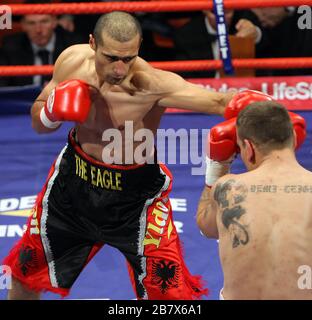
143, 199, 172, 248
0, 224, 27, 238
0, 195, 36, 217
196, 81, 312, 101
261, 81, 312, 101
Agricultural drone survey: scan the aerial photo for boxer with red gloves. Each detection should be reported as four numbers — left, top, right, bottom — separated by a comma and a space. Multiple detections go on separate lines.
196, 100, 312, 300
205, 117, 238, 187
5, 11, 240, 301
204, 108, 306, 187
224, 89, 273, 120
39, 79, 92, 129
288, 111, 307, 149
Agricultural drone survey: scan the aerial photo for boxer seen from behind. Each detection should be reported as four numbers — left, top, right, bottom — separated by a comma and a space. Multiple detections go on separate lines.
197, 98, 311, 300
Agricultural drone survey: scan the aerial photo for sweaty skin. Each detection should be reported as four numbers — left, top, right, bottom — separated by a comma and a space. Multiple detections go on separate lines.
197, 151, 312, 300
31, 41, 233, 164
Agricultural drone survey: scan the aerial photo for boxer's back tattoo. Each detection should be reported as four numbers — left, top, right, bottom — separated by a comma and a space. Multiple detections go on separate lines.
214, 179, 249, 248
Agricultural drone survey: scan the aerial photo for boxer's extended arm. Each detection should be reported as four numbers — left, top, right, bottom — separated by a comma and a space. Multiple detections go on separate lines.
128, 67, 234, 115
155, 71, 234, 114
196, 185, 219, 238
31, 45, 86, 133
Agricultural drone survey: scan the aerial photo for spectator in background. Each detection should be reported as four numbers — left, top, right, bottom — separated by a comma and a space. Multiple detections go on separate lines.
0, 0, 82, 87
36, 0, 196, 62
252, 7, 293, 29
60, 0, 131, 42
58, 14, 75, 33
254, 7, 312, 76
59, 0, 176, 61
173, 10, 263, 78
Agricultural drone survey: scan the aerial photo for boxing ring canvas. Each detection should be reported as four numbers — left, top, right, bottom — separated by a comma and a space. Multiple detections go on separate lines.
0, 87, 311, 300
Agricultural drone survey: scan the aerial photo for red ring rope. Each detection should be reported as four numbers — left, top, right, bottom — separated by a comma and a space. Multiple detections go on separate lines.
1, 0, 311, 76
7, 0, 312, 15
1, 58, 312, 76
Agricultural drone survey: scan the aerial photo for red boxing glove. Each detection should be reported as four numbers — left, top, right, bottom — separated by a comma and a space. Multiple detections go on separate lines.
205, 118, 239, 186
289, 111, 306, 150
208, 117, 239, 162
40, 79, 92, 128
224, 90, 273, 120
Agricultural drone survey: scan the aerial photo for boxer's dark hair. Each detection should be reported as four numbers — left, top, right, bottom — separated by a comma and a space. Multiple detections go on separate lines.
93, 11, 142, 46
237, 101, 294, 153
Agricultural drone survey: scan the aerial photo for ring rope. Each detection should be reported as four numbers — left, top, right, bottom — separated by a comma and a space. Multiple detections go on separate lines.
2, 1, 311, 76
1, 58, 312, 76
7, 0, 312, 15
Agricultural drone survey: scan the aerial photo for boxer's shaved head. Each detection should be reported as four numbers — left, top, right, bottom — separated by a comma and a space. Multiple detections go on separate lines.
93, 11, 142, 46
90, 11, 141, 85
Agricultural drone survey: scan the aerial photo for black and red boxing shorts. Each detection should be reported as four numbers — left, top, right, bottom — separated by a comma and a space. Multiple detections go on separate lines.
3, 129, 208, 299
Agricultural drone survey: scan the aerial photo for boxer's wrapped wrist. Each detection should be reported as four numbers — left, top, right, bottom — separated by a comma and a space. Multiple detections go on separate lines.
205, 156, 233, 187
40, 107, 62, 129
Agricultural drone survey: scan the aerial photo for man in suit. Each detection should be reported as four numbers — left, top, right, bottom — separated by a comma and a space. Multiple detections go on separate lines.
173, 10, 262, 78
253, 7, 312, 76
0, 13, 82, 87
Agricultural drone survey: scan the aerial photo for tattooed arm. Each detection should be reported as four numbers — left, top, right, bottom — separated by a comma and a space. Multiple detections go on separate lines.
196, 185, 219, 239
214, 177, 250, 248
197, 175, 250, 248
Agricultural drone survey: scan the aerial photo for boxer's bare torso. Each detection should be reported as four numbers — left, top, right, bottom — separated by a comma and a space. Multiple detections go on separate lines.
62, 45, 164, 163
32, 44, 231, 164
214, 160, 312, 299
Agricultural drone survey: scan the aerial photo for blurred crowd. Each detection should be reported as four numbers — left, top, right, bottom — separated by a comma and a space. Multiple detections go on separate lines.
1, 0, 312, 86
